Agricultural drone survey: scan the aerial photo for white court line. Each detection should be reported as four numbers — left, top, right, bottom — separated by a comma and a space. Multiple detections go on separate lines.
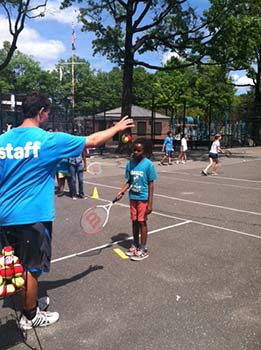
85, 181, 261, 216
156, 193, 261, 216
51, 221, 190, 264
159, 173, 261, 191
116, 202, 261, 239
51, 200, 260, 265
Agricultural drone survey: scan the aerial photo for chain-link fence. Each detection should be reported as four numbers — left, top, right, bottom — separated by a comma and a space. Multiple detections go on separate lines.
1, 100, 261, 147
171, 104, 261, 147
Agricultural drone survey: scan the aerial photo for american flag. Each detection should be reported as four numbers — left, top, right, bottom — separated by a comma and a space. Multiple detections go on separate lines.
71, 29, 76, 50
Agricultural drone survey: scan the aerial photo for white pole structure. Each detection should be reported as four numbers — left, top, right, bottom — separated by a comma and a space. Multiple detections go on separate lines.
71, 25, 76, 132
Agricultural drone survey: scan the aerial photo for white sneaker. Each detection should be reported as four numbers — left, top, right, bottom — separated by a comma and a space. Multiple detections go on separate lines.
19, 307, 59, 330
181, 161, 186, 164
38, 296, 50, 311
125, 244, 137, 257
130, 249, 149, 261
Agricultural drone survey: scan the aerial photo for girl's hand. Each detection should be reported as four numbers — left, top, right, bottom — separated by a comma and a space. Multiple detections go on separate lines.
146, 204, 152, 215
116, 192, 124, 201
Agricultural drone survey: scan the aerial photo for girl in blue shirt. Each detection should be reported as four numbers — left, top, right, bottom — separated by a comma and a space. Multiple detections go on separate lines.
116, 138, 158, 261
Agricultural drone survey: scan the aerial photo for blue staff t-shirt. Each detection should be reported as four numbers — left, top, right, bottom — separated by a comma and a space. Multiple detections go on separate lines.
125, 157, 158, 201
0, 127, 86, 225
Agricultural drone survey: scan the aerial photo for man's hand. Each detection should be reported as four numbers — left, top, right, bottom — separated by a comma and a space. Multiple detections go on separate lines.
115, 116, 134, 132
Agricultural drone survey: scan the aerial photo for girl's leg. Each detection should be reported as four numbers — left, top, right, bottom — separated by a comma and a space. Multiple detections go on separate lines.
70, 165, 77, 197
139, 221, 148, 249
58, 177, 65, 194
132, 220, 140, 247
66, 176, 72, 195
78, 165, 84, 196
204, 157, 213, 173
212, 159, 219, 172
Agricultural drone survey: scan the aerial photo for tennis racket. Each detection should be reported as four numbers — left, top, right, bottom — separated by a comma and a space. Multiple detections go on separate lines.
80, 197, 119, 235
223, 150, 232, 158
86, 162, 102, 175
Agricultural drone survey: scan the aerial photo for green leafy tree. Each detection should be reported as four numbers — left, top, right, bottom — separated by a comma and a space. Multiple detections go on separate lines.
205, 0, 261, 104
60, 0, 213, 121
132, 67, 154, 108
153, 63, 235, 120
0, 44, 53, 94
0, 0, 48, 71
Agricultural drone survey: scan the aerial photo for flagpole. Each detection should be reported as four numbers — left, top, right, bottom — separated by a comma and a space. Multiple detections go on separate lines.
71, 25, 75, 133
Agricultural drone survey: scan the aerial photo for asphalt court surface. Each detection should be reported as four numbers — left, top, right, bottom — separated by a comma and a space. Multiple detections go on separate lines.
1, 147, 261, 350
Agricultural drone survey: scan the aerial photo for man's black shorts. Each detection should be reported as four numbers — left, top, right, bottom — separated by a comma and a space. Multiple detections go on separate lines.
0, 222, 52, 274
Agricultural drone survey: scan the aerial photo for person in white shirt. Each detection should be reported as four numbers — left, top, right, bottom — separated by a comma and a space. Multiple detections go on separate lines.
176, 134, 188, 164
202, 133, 224, 176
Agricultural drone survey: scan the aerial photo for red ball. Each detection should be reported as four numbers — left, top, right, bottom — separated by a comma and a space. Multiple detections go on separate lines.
13, 264, 24, 277
2, 246, 14, 256
0, 265, 14, 279
121, 134, 132, 144
0, 285, 6, 298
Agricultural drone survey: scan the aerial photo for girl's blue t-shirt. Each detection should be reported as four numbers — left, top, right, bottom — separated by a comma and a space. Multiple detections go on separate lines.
0, 128, 86, 225
125, 157, 158, 201
164, 136, 174, 152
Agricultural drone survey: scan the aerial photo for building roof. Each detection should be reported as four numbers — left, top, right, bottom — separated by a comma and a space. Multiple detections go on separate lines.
96, 105, 170, 119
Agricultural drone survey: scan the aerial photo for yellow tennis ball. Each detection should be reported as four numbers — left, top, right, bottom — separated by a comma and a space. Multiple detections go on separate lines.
6, 283, 16, 296
0, 275, 3, 286
12, 276, 25, 289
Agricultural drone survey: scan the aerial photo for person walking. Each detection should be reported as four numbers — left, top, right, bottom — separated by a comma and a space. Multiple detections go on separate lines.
176, 134, 188, 164
0, 91, 134, 330
116, 138, 158, 261
69, 149, 87, 200
56, 158, 72, 197
159, 131, 174, 165
202, 133, 224, 176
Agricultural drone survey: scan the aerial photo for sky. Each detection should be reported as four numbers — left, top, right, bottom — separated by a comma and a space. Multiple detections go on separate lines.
0, 0, 254, 94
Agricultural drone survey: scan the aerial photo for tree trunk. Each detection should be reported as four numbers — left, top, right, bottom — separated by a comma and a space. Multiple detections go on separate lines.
254, 47, 261, 105
117, 3, 134, 154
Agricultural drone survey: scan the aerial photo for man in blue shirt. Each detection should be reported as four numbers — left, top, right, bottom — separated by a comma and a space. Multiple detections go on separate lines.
0, 92, 134, 330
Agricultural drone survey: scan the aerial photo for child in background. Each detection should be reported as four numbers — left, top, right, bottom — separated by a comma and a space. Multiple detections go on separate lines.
159, 131, 174, 165
202, 133, 224, 176
56, 158, 72, 196
69, 149, 87, 200
176, 134, 188, 164
116, 138, 158, 261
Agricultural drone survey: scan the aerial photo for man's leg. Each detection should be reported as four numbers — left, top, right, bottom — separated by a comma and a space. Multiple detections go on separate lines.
21, 271, 38, 310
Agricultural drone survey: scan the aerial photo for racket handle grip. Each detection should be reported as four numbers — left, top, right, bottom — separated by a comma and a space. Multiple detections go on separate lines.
113, 192, 124, 203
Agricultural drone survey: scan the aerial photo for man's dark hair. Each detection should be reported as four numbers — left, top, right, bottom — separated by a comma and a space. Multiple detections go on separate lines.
22, 92, 51, 119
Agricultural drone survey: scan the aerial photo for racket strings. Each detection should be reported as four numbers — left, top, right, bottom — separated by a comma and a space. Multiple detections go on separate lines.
81, 206, 108, 234
87, 162, 102, 175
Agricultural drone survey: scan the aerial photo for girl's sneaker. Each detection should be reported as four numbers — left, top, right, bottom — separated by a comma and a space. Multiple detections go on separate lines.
130, 249, 149, 261
125, 245, 138, 257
